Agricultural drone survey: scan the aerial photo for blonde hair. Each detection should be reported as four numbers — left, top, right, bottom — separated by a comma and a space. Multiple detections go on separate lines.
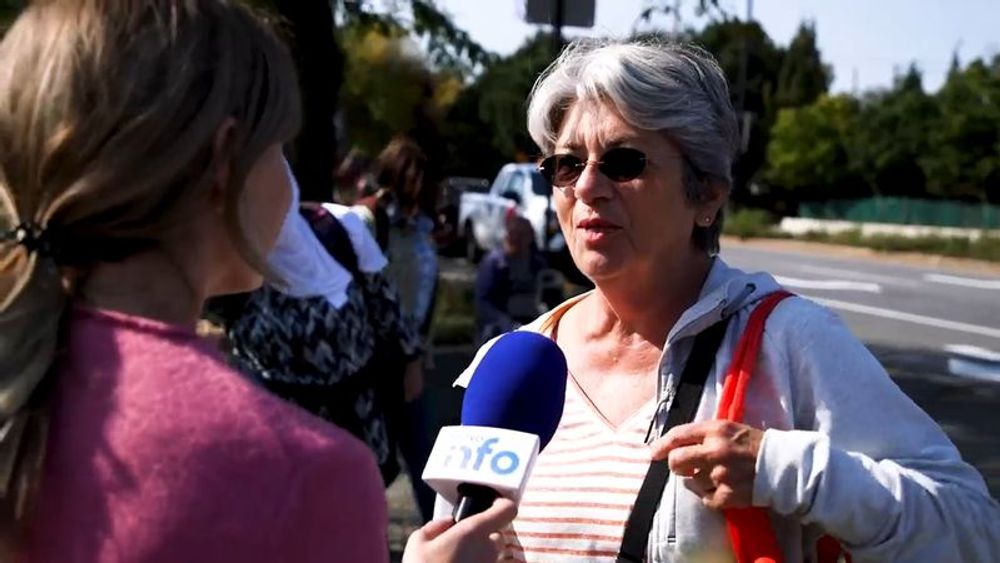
0, 0, 300, 543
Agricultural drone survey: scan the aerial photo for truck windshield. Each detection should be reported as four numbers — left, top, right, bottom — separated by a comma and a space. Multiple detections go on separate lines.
531, 170, 552, 196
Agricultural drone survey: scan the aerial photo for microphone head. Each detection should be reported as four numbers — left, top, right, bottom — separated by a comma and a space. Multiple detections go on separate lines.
461, 331, 568, 450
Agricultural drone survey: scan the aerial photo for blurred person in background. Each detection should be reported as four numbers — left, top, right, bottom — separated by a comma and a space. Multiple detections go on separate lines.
332, 147, 374, 205
475, 212, 548, 344
453, 37, 1000, 562
372, 135, 441, 523
215, 164, 424, 487
0, 1, 512, 561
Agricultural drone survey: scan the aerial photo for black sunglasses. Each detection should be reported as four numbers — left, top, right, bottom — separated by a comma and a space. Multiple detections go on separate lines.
538, 147, 648, 189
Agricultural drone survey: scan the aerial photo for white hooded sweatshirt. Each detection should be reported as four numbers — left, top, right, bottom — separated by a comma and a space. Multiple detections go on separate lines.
450, 258, 1000, 562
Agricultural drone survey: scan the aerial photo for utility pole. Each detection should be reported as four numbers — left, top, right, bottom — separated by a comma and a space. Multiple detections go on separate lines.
736, 0, 753, 152
672, 0, 681, 36
552, 0, 564, 58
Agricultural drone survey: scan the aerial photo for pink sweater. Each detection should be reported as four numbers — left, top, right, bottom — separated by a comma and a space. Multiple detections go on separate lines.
25, 308, 388, 563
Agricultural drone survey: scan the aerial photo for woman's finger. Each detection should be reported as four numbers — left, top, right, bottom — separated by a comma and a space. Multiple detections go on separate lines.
667, 442, 730, 477
667, 444, 708, 476
650, 421, 714, 459
682, 468, 717, 498
701, 483, 736, 510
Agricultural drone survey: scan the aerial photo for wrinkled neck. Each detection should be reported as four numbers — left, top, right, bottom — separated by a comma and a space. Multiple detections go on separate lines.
590, 252, 712, 346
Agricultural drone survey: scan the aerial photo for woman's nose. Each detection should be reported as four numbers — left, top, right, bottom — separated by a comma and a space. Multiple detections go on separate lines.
572, 160, 614, 203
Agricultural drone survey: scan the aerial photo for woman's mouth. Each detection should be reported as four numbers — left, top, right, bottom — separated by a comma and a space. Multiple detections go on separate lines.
577, 218, 622, 245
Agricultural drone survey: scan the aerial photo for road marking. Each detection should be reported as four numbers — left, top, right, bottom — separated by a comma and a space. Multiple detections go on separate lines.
946, 358, 1000, 383
775, 276, 882, 293
796, 265, 921, 288
944, 344, 1000, 362
923, 273, 1000, 290
810, 296, 1000, 339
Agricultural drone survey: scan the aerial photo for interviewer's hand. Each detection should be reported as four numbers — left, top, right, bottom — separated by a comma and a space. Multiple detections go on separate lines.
402, 498, 517, 563
650, 420, 764, 510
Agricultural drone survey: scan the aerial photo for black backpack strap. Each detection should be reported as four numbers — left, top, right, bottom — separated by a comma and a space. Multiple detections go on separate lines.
616, 318, 731, 563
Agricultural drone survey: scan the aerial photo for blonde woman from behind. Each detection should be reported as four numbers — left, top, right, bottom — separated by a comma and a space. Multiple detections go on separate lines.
0, 2, 512, 562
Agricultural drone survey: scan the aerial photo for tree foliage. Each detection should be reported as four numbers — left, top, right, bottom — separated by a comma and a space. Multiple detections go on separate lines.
766, 55, 1000, 205
766, 95, 864, 199
851, 65, 937, 197
919, 56, 1000, 202
774, 22, 831, 109
341, 0, 494, 77
694, 20, 784, 203
339, 25, 459, 155
438, 32, 560, 178
2, 1, 997, 208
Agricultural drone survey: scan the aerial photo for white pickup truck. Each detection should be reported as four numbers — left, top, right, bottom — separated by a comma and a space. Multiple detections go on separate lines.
457, 163, 566, 263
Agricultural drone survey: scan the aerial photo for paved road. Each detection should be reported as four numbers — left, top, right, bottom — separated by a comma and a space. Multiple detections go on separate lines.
720, 245, 1000, 382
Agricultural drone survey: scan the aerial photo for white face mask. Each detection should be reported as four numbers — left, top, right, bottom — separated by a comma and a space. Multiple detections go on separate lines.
265, 159, 354, 309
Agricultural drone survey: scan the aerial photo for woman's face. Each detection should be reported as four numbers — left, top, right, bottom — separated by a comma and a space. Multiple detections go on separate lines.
209, 143, 290, 295
504, 217, 535, 256
551, 100, 723, 284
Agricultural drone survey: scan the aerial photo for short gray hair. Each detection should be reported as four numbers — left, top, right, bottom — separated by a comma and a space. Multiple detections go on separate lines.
527, 38, 739, 254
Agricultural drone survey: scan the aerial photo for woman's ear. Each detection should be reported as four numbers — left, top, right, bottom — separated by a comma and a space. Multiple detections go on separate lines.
698, 181, 729, 226
210, 117, 238, 212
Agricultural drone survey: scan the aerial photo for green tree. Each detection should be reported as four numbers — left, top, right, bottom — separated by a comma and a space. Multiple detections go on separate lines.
774, 22, 831, 109
336, 0, 494, 189
339, 25, 461, 159
693, 20, 784, 204
765, 94, 866, 201
920, 56, 1000, 203
851, 64, 938, 197
441, 32, 558, 178
635, 0, 727, 28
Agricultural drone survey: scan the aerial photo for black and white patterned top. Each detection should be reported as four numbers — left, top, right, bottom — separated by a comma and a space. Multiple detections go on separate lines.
224, 238, 422, 483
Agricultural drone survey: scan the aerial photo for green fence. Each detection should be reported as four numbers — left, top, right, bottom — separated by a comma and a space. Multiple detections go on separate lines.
798, 198, 1000, 229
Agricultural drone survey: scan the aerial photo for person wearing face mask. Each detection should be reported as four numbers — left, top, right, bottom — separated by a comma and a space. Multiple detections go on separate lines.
217, 161, 424, 488
0, 2, 513, 562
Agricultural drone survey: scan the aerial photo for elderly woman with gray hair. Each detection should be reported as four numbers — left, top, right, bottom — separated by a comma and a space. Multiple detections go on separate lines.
452, 39, 1000, 562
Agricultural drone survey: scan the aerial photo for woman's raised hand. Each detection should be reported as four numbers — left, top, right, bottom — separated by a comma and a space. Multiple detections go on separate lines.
650, 420, 765, 510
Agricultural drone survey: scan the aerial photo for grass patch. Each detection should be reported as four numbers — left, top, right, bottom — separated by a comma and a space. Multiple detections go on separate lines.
432, 315, 476, 346
724, 208, 787, 239
724, 207, 1000, 263
434, 277, 474, 319
813, 230, 1000, 262
431, 277, 475, 345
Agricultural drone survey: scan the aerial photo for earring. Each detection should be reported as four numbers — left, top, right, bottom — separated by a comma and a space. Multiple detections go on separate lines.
701, 216, 713, 226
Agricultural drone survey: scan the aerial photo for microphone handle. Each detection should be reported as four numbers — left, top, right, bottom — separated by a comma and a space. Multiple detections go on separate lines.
452, 482, 500, 522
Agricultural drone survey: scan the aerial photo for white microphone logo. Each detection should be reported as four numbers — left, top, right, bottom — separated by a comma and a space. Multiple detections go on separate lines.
444, 437, 521, 476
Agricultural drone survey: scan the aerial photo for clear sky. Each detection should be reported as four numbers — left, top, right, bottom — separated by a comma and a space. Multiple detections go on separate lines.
434, 0, 1000, 94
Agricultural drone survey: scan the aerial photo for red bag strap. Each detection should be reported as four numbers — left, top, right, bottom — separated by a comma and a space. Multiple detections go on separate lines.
716, 291, 792, 563
716, 291, 851, 563
717, 290, 793, 422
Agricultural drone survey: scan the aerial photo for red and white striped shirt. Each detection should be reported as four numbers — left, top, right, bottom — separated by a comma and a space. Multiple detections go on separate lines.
501, 377, 656, 562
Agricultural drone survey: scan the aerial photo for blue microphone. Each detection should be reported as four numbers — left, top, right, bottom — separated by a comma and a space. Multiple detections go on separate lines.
422, 331, 568, 521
